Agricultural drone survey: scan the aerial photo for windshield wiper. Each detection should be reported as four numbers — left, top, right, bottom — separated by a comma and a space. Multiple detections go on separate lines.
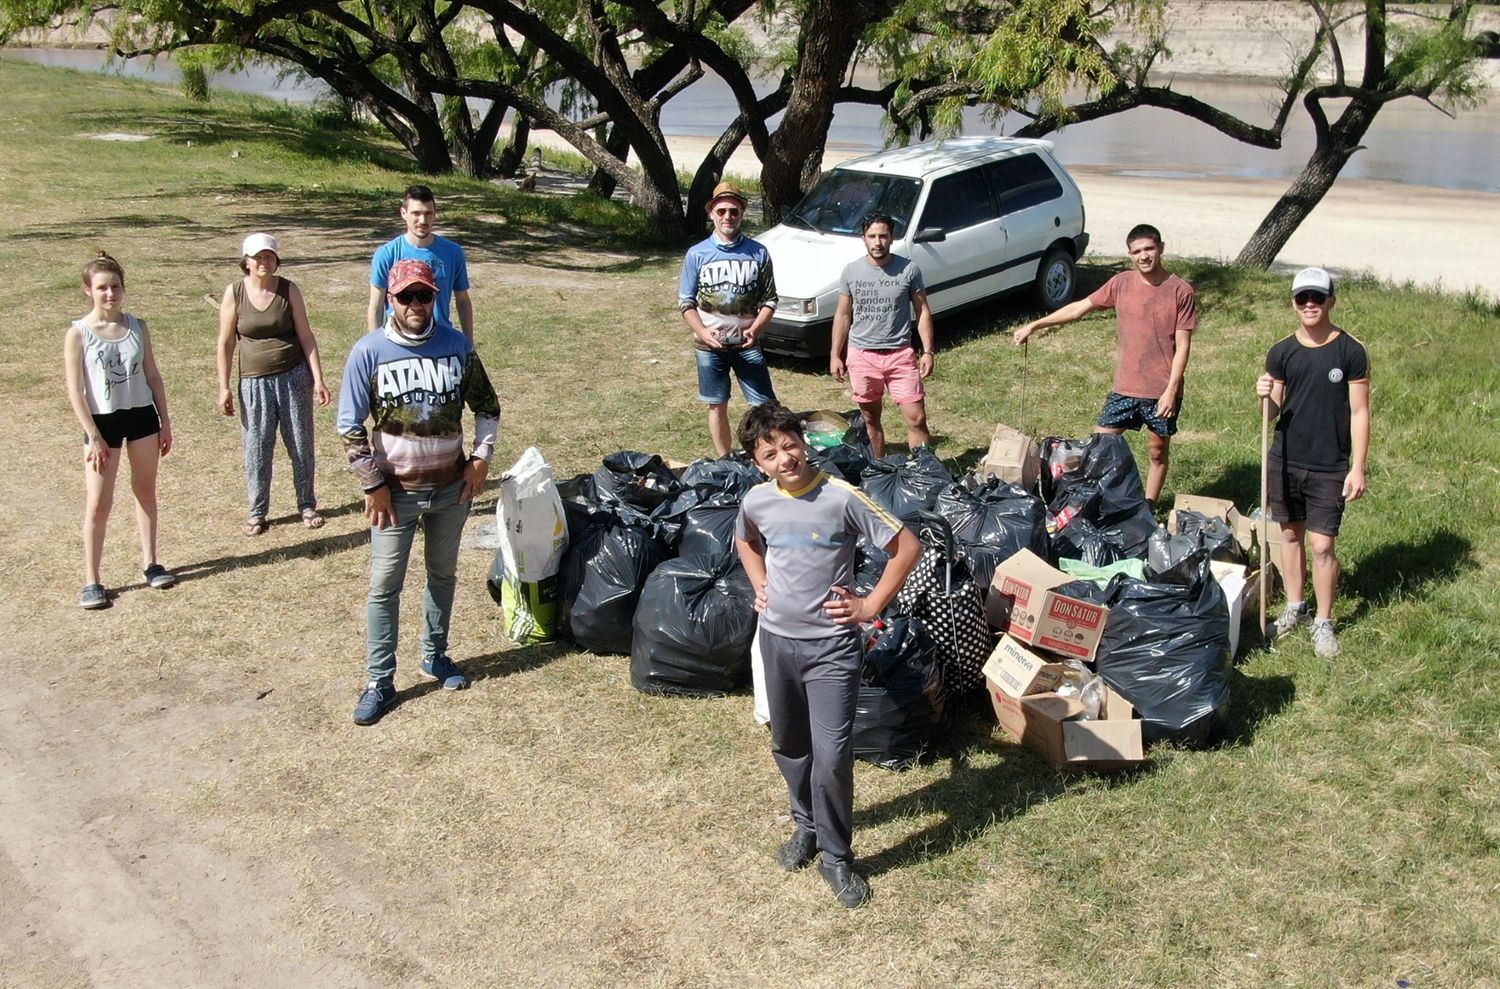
783, 213, 818, 231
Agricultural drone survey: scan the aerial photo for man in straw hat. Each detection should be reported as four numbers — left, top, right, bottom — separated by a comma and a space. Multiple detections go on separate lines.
678, 181, 780, 456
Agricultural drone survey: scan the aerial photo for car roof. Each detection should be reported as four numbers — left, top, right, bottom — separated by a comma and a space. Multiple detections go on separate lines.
833, 136, 1057, 178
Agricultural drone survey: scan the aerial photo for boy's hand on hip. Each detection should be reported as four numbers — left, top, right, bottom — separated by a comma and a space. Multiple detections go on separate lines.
823, 585, 875, 625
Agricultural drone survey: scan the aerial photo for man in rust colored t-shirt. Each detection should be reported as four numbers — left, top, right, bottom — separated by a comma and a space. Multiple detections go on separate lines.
1014, 223, 1196, 505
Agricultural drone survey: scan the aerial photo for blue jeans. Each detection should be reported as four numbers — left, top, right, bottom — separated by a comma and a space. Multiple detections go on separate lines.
695, 345, 777, 405
365, 478, 468, 684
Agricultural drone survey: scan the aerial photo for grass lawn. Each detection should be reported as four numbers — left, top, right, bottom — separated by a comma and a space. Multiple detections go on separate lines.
0, 56, 1496, 987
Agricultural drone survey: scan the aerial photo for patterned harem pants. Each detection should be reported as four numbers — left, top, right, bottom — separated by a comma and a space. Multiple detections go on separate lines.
239, 359, 317, 519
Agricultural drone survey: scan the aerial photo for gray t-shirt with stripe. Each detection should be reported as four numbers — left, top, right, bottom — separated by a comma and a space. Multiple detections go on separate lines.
736, 472, 902, 639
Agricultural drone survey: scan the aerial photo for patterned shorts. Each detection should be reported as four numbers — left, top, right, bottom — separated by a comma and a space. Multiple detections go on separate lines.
1097, 391, 1180, 438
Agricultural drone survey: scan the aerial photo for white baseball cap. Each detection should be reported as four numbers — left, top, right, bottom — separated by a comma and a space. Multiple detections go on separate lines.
1291, 266, 1334, 296
241, 232, 279, 259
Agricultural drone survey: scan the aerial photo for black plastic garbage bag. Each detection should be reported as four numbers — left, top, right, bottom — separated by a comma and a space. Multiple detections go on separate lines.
1043, 434, 1156, 558
1046, 480, 1103, 534
1051, 517, 1127, 567
1040, 436, 1090, 502
591, 451, 680, 512
852, 616, 943, 770
1175, 509, 1248, 565
559, 517, 670, 655
1146, 527, 1207, 585
630, 559, 756, 697
860, 447, 954, 523
933, 475, 1048, 590
677, 502, 743, 571
680, 451, 764, 498
1092, 561, 1232, 745
851, 535, 889, 598
800, 410, 873, 484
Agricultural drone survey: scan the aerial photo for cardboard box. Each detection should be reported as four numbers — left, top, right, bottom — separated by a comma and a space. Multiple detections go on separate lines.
984, 635, 1066, 697
977, 422, 1040, 489
985, 549, 1109, 661
984, 656, 1144, 769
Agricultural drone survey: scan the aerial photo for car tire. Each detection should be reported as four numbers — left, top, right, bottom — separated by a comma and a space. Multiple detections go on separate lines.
1034, 248, 1076, 310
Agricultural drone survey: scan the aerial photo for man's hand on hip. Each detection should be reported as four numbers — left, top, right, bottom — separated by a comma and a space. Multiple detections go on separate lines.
460, 457, 489, 504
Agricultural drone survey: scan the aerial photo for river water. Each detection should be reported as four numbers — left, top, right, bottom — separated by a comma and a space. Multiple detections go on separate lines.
10, 47, 1499, 193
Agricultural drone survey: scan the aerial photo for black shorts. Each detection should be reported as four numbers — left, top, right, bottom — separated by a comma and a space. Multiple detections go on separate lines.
1267, 456, 1346, 536
89, 405, 160, 449
1097, 392, 1180, 438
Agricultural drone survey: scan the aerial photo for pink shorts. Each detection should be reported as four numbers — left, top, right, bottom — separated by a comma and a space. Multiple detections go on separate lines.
847, 346, 925, 405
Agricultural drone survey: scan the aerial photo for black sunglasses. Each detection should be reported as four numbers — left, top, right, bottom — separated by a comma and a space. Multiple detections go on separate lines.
394, 288, 435, 305
713, 206, 742, 217
1293, 290, 1328, 306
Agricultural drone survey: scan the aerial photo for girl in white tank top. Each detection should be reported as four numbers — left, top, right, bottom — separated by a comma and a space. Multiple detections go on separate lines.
62, 253, 177, 609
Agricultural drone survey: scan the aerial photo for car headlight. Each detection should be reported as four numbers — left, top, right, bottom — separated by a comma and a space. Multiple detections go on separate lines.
779, 297, 817, 317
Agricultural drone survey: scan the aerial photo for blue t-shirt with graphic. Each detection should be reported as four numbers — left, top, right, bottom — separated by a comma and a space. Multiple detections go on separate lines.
369, 234, 470, 330
678, 234, 777, 350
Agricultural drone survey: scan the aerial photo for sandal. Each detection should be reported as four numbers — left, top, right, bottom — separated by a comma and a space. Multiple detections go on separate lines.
301, 508, 325, 530
242, 517, 268, 537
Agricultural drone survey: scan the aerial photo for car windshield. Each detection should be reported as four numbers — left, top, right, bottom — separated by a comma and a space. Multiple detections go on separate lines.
786, 171, 921, 237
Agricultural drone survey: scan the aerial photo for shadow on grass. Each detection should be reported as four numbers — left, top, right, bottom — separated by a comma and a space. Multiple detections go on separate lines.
1214, 668, 1297, 747
1342, 528, 1474, 624
1176, 460, 1264, 514
856, 728, 1135, 878
461, 641, 573, 682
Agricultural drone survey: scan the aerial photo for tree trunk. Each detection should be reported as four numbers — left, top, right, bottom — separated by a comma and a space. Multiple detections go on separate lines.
586, 123, 631, 198
1235, 100, 1378, 268
495, 113, 531, 178
759, 0, 895, 224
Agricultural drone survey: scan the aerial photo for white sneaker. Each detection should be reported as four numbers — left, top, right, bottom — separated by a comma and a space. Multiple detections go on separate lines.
1311, 619, 1340, 659
1270, 603, 1309, 640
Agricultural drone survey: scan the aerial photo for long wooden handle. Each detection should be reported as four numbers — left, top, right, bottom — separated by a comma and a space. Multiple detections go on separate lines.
1259, 397, 1271, 638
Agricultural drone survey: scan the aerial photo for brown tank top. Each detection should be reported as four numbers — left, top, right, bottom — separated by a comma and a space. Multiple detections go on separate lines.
233, 278, 305, 378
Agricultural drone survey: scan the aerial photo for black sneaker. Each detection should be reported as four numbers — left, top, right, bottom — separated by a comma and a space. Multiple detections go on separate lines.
776, 829, 818, 872
80, 583, 109, 610
352, 681, 397, 725
143, 564, 177, 589
817, 858, 871, 909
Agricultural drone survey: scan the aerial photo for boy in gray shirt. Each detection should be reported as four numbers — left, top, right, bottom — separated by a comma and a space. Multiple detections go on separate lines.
734, 403, 921, 908
829, 212, 937, 458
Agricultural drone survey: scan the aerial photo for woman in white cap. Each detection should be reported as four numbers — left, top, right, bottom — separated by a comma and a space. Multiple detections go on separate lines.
216, 233, 332, 535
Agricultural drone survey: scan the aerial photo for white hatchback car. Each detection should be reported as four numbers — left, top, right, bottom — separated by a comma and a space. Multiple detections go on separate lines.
757, 136, 1088, 356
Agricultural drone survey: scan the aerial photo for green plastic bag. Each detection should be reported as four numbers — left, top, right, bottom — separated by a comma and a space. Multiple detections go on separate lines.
1058, 557, 1145, 585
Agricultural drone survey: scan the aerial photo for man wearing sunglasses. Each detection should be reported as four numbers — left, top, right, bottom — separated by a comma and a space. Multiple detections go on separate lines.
338, 259, 501, 724
679, 181, 779, 456
1256, 267, 1370, 659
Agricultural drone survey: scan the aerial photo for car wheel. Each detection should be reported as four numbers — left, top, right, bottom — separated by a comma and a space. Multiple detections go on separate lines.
1034, 248, 1076, 309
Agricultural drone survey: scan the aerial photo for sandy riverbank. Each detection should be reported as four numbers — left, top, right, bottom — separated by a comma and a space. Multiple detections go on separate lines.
528, 130, 1500, 297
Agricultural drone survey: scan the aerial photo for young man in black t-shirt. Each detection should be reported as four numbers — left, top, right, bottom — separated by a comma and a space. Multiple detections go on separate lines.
1256, 267, 1370, 658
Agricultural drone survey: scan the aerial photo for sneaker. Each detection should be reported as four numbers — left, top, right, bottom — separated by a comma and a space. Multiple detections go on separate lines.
1270, 603, 1309, 640
80, 583, 109, 610
776, 829, 818, 872
143, 563, 177, 589
352, 681, 397, 725
421, 655, 468, 691
1312, 619, 1341, 659
816, 858, 871, 909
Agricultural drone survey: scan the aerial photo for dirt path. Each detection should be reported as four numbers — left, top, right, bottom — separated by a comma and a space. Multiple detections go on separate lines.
0, 679, 368, 987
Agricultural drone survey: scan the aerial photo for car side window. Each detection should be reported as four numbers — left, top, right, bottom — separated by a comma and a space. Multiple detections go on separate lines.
918, 167, 998, 233
984, 154, 1065, 215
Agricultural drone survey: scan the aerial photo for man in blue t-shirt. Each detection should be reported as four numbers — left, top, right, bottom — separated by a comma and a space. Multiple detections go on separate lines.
366, 185, 474, 342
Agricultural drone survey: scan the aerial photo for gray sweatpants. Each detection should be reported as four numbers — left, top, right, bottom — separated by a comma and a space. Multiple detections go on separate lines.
760, 627, 862, 866
238, 360, 317, 519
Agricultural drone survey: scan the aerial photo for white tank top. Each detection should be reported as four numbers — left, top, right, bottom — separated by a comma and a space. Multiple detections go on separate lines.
76, 315, 155, 415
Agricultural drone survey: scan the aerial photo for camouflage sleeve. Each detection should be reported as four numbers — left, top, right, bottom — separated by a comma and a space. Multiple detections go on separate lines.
335, 343, 385, 491
462, 351, 501, 464
757, 251, 778, 312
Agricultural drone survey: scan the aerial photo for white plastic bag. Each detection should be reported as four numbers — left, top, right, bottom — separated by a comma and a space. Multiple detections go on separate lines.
751, 621, 770, 726
496, 447, 568, 581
